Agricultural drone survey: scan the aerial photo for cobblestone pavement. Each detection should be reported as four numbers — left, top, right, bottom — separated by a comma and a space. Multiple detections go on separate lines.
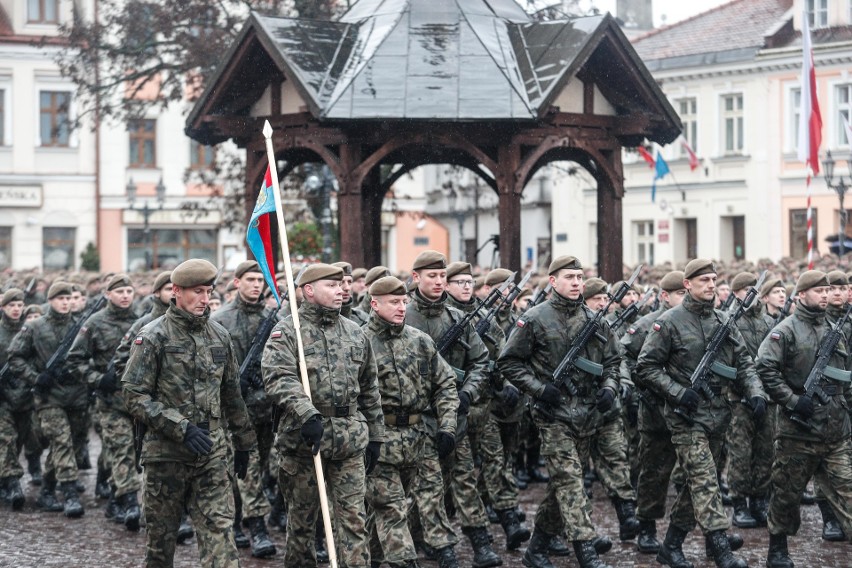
0, 435, 845, 567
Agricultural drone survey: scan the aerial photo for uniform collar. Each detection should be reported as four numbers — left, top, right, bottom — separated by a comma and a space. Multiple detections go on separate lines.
299, 300, 340, 327
412, 288, 446, 317
340, 297, 354, 318
446, 293, 476, 313
234, 293, 266, 314
1, 311, 22, 332
682, 293, 715, 316
826, 303, 847, 320
368, 310, 405, 337
46, 306, 73, 324
549, 289, 584, 313
107, 301, 137, 320
794, 301, 825, 325
167, 300, 209, 331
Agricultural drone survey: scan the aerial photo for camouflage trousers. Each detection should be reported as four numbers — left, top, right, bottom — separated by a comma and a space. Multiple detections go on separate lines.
725, 400, 775, 499
38, 406, 87, 484
635, 399, 677, 521
97, 407, 140, 498
468, 406, 518, 511
366, 424, 424, 565
622, 401, 641, 482
236, 418, 274, 520
532, 419, 596, 541
0, 406, 41, 479
576, 416, 635, 502
409, 433, 458, 550
669, 430, 729, 534
143, 456, 240, 568
768, 436, 852, 538
441, 428, 489, 529
279, 453, 370, 568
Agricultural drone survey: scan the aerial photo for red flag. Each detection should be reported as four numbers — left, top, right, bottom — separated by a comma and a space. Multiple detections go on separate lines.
681, 137, 700, 171
637, 146, 655, 168
797, 12, 822, 174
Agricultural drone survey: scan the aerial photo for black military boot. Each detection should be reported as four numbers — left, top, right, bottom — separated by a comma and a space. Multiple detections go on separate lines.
3, 477, 25, 510
656, 524, 694, 568
246, 516, 277, 558
522, 528, 554, 568
766, 533, 794, 568
268, 490, 288, 532
497, 507, 531, 550
122, 491, 141, 531
800, 489, 815, 505
486, 504, 500, 524
95, 467, 111, 499
234, 521, 250, 549
26, 453, 42, 486
592, 535, 612, 554
705, 530, 747, 568
612, 497, 640, 540
435, 545, 459, 568
731, 497, 757, 528
704, 532, 744, 558
104, 491, 124, 522
464, 526, 502, 568
817, 500, 846, 541
76, 444, 92, 470
749, 495, 768, 528
60, 480, 84, 518
572, 540, 613, 568
37, 476, 63, 513
637, 518, 661, 553
546, 534, 571, 557
176, 514, 194, 544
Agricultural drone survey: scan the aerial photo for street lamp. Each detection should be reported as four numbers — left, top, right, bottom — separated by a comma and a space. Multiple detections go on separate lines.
822, 151, 851, 258
305, 165, 334, 263
126, 177, 166, 269
447, 187, 467, 262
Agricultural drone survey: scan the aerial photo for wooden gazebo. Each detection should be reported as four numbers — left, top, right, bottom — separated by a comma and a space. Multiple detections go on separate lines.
186, 0, 681, 279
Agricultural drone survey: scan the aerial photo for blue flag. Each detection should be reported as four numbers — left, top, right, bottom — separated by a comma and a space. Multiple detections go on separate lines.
651, 152, 670, 203
246, 165, 282, 306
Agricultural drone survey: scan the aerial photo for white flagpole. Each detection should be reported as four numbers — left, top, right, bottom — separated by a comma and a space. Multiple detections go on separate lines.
262, 120, 338, 568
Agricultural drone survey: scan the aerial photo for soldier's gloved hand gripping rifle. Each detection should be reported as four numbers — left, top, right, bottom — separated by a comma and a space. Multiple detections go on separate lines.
674, 270, 767, 424
789, 301, 852, 428
537, 265, 643, 415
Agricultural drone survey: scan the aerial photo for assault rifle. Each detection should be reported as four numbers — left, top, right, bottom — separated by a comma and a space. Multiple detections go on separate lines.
674, 271, 767, 424
772, 290, 796, 328
525, 283, 552, 313
720, 292, 736, 311
475, 271, 531, 345
650, 289, 661, 312
609, 288, 655, 334
436, 272, 512, 357
238, 311, 278, 395
545, 265, 643, 402
789, 302, 852, 428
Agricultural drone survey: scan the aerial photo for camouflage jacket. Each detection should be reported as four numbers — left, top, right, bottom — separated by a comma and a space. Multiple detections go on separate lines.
113, 298, 170, 379
340, 298, 369, 327
211, 294, 275, 419
66, 301, 138, 413
405, 290, 489, 404
497, 291, 622, 436
7, 307, 86, 410
363, 311, 458, 436
122, 302, 257, 464
605, 306, 639, 340
0, 312, 23, 367
756, 302, 852, 443
620, 306, 668, 405
636, 294, 766, 437
826, 303, 852, 367
0, 312, 26, 409
262, 301, 385, 461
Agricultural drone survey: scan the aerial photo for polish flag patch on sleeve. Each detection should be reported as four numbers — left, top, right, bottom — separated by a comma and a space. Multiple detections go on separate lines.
770, 331, 781, 341
516, 319, 526, 328
271, 330, 282, 339
652, 323, 661, 332
134, 336, 143, 345
627, 327, 636, 335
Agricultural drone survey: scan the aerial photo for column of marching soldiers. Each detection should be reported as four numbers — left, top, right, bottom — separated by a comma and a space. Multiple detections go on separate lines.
1, 252, 851, 568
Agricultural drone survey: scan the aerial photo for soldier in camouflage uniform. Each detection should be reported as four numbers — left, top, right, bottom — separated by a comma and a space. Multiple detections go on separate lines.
363, 276, 459, 568
498, 255, 616, 568
211, 260, 277, 558
351, 267, 368, 306
262, 263, 384, 568
405, 251, 497, 568
123, 259, 256, 568
756, 270, 852, 567
333, 262, 369, 326
445, 263, 530, 552
620, 271, 687, 554
762, 279, 788, 323
66, 274, 141, 530
359, 266, 391, 313
7, 282, 88, 518
636, 259, 765, 568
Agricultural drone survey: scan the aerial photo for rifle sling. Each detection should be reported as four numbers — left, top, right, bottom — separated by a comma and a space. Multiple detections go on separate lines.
823, 365, 852, 383
710, 360, 737, 380
575, 356, 603, 377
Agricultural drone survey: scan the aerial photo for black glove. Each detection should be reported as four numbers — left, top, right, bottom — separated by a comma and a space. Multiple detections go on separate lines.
458, 391, 471, 416
98, 368, 118, 394
626, 402, 639, 427
750, 397, 767, 422
436, 431, 456, 460
55, 367, 75, 385
35, 371, 54, 390
365, 441, 382, 474
300, 415, 324, 455
793, 395, 814, 419
234, 450, 250, 480
239, 372, 251, 398
538, 384, 562, 406
620, 382, 633, 402
678, 388, 700, 413
183, 422, 213, 456
499, 384, 520, 409
596, 388, 615, 413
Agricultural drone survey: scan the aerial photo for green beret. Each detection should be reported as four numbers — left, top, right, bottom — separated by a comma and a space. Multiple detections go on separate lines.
827, 270, 849, 286
235, 260, 261, 278
171, 259, 218, 288
331, 261, 353, 277
474, 276, 486, 290
47, 281, 73, 300
785, 283, 797, 298
365, 266, 391, 286
660, 271, 685, 292
24, 305, 43, 317
583, 277, 608, 299
152, 271, 172, 292
412, 250, 447, 271
297, 263, 343, 286
759, 278, 785, 298
548, 255, 582, 275
225, 280, 237, 292
484, 268, 513, 287
446, 262, 473, 281
369, 276, 407, 296
796, 270, 829, 293
106, 273, 133, 291
683, 258, 716, 280
517, 288, 532, 300
352, 268, 367, 280
1, 288, 24, 306
730, 272, 757, 292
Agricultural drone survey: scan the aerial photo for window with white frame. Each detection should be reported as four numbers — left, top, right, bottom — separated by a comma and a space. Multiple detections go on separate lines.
39, 90, 70, 147
634, 220, 655, 265
808, 0, 828, 28
721, 93, 744, 155
28, 0, 58, 24
789, 87, 801, 153
675, 97, 697, 158
836, 83, 852, 147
